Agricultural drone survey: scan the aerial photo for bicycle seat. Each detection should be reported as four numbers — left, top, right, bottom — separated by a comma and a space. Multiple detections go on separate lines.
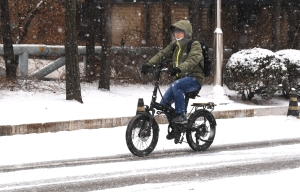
185, 89, 200, 99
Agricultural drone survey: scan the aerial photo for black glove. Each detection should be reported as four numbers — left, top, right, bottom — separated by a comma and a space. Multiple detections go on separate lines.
141, 64, 152, 75
169, 67, 181, 76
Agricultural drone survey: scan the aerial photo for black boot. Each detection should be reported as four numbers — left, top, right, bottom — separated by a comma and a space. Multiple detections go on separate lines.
174, 125, 181, 144
166, 124, 175, 140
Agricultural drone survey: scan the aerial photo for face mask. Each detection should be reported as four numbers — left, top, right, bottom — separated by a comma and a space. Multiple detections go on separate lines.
176, 37, 184, 41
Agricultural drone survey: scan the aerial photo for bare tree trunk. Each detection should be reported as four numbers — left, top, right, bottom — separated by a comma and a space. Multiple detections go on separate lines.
162, 0, 171, 47
64, 0, 83, 103
272, 0, 281, 51
229, 0, 239, 53
145, 3, 151, 47
85, 0, 98, 82
207, 4, 214, 47
98, 0, 111, 90
189, 0, 200, 40
288, 5, 300, 49
0, 0, 17, 80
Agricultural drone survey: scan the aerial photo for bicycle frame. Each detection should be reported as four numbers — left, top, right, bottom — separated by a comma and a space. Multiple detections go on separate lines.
143, 64, 175, 119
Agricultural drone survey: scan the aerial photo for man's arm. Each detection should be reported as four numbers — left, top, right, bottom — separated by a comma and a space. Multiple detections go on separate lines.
148, 41, 176, 65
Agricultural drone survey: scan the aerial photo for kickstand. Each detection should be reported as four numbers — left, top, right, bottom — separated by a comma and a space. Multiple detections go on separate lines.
179, 133, 185, 144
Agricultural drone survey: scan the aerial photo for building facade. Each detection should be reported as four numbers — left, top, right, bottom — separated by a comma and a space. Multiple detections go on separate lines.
4, 0, 300, 51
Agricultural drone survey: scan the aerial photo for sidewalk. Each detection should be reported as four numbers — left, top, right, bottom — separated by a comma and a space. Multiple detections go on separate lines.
0, 84, 292, 136
0, 106, 289, 136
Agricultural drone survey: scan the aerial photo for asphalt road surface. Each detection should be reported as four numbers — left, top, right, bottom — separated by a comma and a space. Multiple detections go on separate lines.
1, 138, 300, 192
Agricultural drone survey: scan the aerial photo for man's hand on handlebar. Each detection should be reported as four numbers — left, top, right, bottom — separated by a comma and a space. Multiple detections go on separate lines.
169, 67, 181, 76
141, 64, 152, 75
141, 63, 167, 74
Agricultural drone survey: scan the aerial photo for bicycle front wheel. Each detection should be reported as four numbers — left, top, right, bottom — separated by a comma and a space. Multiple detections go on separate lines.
125, 114, 159, 157
186, 110, 216, 151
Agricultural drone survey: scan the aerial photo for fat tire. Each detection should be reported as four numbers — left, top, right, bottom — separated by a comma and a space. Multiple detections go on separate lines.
186, 110, 216, 151
126, 114, 159, 157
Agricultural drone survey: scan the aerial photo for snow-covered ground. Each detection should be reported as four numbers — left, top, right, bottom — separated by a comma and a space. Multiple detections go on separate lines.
0, 82, 299, 191
0, 82, 297, 165
1, 47, 298, 126
0, 114, 298, 166
0, 116, 299, 191
0, 83, 290, 125
101, 168, 300, 192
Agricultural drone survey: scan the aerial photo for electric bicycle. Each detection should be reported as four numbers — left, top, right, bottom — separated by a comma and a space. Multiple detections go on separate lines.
125, 63, 216, 157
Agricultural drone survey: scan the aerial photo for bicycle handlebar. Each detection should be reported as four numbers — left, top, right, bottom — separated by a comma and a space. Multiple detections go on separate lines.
145, 63, 170, 74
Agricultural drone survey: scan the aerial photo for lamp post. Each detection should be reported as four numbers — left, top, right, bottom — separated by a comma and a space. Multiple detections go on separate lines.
210, 0, 228, 101
214, 0, 223, 86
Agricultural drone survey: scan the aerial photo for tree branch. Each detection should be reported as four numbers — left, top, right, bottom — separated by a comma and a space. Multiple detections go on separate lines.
16, 0, 44, 44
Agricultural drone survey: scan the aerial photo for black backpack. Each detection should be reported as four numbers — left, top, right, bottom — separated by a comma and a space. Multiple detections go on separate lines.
172, 40, 212, 77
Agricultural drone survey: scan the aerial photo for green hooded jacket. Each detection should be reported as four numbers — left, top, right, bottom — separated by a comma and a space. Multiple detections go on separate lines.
148, 20, 204, 85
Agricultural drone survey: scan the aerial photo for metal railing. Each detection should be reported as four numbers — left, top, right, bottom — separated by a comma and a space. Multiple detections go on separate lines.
0, 44, 102, 79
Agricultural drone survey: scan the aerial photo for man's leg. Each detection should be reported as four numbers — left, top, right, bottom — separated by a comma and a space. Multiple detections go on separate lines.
171, 77, 201, 122
160, 85, 175, 123
160, 85, 176, 140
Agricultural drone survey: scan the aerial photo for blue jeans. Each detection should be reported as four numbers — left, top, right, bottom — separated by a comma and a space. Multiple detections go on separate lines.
160, 77, 201, 122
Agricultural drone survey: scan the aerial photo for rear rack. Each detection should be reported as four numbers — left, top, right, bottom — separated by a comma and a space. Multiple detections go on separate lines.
191, 102, 216, 110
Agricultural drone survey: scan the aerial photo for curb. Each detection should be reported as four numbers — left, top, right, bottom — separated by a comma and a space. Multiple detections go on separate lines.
0, 106, 289, 136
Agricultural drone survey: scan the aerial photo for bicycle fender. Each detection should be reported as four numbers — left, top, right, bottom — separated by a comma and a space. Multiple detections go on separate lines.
190, 109, 217, 127
207, 111, 217, 126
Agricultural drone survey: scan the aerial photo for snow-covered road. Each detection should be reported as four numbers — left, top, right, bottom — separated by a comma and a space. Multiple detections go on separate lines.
0, 138, 299, 191
0, 116, 299, 191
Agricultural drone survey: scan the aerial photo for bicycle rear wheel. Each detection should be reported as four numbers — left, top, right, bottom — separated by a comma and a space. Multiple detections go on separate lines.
126, 114, 159, 157
186, 110, 216, 151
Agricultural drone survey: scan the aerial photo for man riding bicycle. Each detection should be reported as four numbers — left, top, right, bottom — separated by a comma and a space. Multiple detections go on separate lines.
141, 20, 205, 140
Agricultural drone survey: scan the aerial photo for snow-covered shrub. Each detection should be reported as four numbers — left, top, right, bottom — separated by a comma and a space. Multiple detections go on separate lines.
276, 49, 300, 97
225, 48, 288, 100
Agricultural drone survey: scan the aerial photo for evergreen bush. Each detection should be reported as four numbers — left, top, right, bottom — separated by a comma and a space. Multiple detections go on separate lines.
225, 48, 288, 100
276, 50, 300, 97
